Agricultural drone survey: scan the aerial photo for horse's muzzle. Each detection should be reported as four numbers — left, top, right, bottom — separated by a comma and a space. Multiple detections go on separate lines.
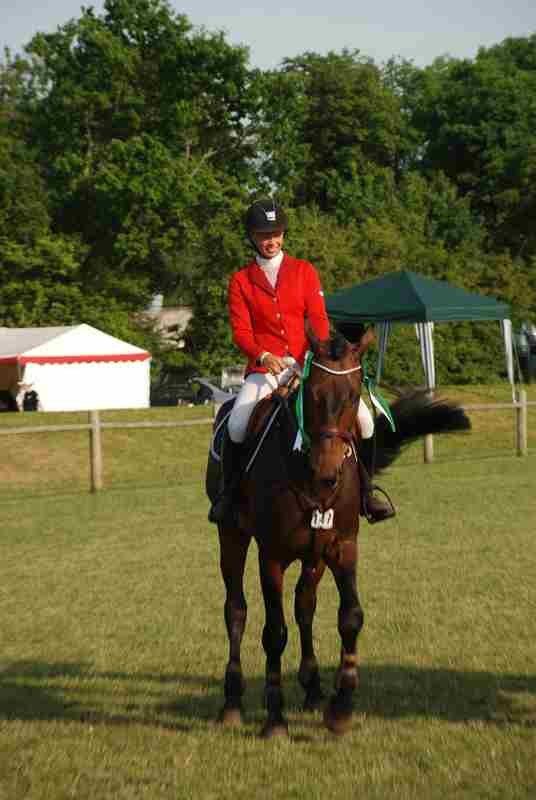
310, 453, 345, 492
310, 431, 353, 493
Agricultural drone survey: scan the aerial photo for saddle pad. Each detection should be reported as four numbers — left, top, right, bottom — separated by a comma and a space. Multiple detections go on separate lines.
210, 404, 234, 461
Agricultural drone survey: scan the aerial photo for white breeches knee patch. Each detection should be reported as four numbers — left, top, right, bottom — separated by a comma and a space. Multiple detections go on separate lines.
358, 399, 374, 439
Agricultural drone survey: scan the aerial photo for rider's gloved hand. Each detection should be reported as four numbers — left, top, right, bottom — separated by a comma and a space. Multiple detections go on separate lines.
260, 353, 287, 376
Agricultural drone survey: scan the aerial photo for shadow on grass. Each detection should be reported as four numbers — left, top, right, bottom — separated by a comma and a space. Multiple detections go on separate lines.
1, 660, 534, 733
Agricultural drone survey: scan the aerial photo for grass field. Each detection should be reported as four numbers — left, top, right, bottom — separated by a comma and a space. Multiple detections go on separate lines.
1, 385, 535, 799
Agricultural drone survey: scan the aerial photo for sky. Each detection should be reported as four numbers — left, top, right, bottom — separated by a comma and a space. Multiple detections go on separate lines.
2, 0, 536, 70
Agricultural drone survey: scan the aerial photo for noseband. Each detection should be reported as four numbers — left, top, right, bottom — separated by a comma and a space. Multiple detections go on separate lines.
317, 428, 354, 444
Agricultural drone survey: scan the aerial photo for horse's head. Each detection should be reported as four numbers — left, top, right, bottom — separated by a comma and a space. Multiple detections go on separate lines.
303, 327, 374, 493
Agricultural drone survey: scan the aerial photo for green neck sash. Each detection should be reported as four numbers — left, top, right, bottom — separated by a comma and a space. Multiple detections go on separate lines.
294, 351, 313, 451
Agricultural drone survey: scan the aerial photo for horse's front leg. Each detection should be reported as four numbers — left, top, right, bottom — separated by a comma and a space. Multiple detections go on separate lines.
324, 540, 363, 735
295, 563, 326, 711
259, 556, 289, 738
219, 526, 251, 726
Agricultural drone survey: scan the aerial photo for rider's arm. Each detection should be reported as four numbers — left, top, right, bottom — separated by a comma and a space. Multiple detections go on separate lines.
228, 274, 264, 363
303, 262, 330, 340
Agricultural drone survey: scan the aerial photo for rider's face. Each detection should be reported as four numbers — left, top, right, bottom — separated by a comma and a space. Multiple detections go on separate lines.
252, 229, 284, 259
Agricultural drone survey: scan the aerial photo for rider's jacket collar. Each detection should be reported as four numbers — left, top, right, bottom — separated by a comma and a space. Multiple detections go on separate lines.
255, 251, 284, 270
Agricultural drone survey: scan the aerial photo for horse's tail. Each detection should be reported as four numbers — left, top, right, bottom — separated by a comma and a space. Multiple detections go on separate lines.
361, 389, 471, 472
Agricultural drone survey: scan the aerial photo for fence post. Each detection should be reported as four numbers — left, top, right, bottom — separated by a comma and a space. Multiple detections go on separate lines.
515, 389, 528, 457
89, 410, 103, 491
423, 433, 434, 464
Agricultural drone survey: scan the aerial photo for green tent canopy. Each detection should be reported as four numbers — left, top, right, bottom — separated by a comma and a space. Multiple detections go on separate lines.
326, 270, 510, 323
325, 270, 514, 391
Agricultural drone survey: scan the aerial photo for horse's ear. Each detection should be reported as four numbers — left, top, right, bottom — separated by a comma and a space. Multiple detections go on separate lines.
352, 326, 375, 356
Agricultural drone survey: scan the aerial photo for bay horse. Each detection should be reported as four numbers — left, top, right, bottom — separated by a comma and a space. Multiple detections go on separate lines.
206, 329, 470, 737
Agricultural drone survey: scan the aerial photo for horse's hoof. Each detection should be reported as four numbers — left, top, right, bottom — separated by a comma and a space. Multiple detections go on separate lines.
260, 719, 289, 739
218, 706, 243, 727
323, 704, 353, 736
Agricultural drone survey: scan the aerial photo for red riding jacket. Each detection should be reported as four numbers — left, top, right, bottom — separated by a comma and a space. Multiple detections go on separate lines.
228, 254, 330, 375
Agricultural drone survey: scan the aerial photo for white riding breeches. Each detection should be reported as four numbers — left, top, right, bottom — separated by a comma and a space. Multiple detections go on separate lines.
227, 363, 375, 444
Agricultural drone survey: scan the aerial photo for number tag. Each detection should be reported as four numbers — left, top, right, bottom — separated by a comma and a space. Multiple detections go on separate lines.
311, 509, 334, 530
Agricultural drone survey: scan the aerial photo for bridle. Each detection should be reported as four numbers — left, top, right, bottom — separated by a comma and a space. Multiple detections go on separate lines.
309, 359, 362, 447
311, 361, 361, 377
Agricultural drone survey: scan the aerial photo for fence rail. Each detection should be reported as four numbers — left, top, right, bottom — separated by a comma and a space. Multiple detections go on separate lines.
0, 417, 214, 435
0, 394, 533, 491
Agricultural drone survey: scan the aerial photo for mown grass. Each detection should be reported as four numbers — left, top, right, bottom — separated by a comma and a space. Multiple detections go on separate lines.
0, 386, 535, 799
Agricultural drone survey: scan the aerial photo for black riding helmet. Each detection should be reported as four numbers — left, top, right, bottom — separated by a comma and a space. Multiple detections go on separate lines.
245, 198, 288, 235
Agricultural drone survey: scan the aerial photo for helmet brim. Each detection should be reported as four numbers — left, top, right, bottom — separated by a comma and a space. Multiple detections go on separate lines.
249, 224, 286, 234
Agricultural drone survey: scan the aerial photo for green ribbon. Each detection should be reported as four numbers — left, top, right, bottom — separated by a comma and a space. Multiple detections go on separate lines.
363, 373, 396, 432
294, 350, 313, 451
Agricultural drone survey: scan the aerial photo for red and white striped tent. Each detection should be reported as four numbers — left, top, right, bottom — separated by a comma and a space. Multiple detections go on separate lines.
0, 324, 151, 411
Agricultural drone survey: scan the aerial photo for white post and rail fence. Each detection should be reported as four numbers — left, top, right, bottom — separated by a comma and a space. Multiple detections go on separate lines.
0, 393, 533, 491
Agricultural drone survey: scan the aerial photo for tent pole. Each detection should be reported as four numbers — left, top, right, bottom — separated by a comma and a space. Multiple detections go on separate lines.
417, 323, 436, 464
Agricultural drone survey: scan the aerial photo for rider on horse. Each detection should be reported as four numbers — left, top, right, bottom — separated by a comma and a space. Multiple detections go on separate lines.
208, 198, 395, 525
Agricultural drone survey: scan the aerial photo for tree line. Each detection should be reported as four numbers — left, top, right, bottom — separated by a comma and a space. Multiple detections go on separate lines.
1, 0, 536, 385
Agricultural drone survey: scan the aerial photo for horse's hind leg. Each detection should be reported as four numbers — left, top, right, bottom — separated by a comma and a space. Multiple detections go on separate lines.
259, 557, 289, 738
295, 564, 326, 711
219, 526, 251, 726
324, 542, 363, 735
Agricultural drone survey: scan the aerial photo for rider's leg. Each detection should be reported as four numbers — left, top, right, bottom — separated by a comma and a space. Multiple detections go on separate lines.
357, 400, 396, 524
208, 372, 277, 523
208, 430, 244, 523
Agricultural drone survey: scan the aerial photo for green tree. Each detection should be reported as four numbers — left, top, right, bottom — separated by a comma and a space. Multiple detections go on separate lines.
411, 36, 536, 257
258, 50, 409, 214
0, 0, 259, 360
16, 0, 257, 300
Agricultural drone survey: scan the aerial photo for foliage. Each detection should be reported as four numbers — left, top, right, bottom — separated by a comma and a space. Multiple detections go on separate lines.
1, 7, 536, 383
410, 36, 536, 258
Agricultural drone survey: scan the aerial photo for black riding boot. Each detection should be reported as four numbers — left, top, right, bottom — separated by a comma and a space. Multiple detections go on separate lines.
358, 458, 396, 524
208, 435, 243, 524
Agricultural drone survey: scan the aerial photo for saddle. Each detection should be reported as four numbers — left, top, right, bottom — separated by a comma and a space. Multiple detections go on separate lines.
210, 374, 301, 470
